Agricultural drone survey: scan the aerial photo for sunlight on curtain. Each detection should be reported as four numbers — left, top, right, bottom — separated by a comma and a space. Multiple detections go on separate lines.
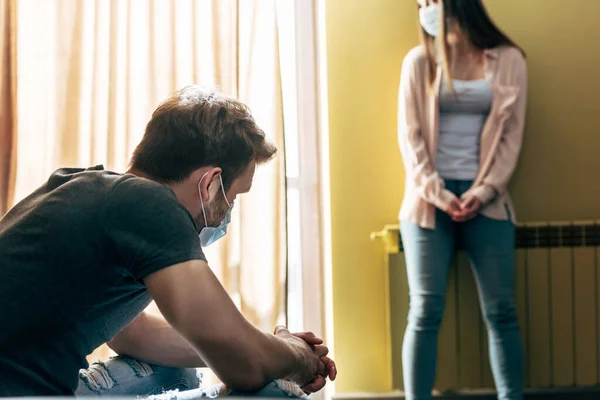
9, 0, 286, 364
0, 0, 16, 216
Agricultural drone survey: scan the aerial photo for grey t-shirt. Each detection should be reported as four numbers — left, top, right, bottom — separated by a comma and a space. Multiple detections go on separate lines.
0, 165, 205, 396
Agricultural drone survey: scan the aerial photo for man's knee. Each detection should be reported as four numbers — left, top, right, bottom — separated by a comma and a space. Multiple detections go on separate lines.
175, 367, 202, 391
76, 356, 201, 396
78, 360, 118, 394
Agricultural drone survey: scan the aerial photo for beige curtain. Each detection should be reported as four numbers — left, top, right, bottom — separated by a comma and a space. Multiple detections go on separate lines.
0, 0, 16, 216
4, 0, 287, 364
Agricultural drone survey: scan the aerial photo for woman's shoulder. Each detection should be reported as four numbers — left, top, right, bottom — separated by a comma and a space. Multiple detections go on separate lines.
493, 45, 526, 65
491, 45, 527, 85
402, 45, 428, 68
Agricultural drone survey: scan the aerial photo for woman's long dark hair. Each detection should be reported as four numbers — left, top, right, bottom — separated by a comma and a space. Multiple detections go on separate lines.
419, 0, 525, 90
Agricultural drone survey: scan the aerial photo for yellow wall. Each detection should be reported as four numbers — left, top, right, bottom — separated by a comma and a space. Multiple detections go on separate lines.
324, 0, 600, 393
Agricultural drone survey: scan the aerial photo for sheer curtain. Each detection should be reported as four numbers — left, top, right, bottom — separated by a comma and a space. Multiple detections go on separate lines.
1, 0, 287, 363
0, 0, 16, 216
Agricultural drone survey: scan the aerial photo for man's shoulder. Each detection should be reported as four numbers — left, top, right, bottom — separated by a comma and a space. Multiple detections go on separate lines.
103, 174, 203, 279
107, 174, 179, 207
44, 165, 122, 196
105, 174, 195, 230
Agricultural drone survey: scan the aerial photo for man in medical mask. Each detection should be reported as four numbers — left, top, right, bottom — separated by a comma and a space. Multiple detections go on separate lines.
0, 85, 336, 397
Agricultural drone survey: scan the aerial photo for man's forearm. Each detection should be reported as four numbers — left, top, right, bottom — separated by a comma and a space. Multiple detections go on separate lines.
107, 311, 206, 368
144, 260, 316, 392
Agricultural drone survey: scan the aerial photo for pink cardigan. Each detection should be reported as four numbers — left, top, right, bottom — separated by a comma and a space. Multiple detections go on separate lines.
398, 45, 528, 229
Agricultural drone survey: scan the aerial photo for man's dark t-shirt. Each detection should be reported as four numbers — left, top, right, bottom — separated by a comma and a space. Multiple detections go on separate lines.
0, 165, 205, 396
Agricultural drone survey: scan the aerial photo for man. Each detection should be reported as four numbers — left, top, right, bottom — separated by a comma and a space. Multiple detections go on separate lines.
0, 86, 336, 396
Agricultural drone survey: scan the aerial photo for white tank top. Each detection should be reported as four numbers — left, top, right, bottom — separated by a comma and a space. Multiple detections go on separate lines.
436, 77, 493, 180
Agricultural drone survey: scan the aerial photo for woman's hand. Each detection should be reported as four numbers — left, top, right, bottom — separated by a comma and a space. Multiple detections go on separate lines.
446, 197, 462, 219
451, 196, 481, 222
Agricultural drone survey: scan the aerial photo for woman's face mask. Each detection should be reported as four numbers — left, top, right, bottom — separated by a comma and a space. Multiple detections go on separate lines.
197, 173, 233, 247
419, 2, 441, 37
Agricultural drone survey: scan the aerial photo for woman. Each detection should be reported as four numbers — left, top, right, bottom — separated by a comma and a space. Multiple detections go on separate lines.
397, 1, 527, 399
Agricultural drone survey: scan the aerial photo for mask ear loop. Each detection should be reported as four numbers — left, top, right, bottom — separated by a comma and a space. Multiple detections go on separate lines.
219, 174, 232, 208
198, 172, 210, 228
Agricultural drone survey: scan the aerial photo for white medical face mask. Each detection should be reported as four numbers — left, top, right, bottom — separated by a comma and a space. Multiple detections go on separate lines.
419, 2, 442, 37
198, 173, 233, 247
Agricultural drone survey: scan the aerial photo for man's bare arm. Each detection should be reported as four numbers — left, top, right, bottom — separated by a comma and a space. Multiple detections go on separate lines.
143, 259, 320, 392
107, 311, 206, 368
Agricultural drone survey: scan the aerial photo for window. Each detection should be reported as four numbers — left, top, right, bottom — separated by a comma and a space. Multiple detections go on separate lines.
278, 0, 325, 338
278, 2, 334, 398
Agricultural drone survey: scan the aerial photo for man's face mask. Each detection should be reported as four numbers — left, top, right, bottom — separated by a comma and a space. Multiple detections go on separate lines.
198, 172, 233, 247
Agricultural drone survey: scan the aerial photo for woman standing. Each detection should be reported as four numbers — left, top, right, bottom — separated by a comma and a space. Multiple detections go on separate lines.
397, 1, 527, 399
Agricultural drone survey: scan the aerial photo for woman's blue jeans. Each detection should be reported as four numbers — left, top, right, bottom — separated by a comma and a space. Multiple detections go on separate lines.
400, 180, 524, 400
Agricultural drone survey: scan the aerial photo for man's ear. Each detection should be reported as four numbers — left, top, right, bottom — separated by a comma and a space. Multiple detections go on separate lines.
200, 167, 222, 203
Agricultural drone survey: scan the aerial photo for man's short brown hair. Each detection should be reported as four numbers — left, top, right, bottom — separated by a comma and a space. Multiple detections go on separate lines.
130, 85, 277, 187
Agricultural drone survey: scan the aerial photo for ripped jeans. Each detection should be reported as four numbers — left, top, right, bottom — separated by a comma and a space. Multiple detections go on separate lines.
76, 356, 302, 398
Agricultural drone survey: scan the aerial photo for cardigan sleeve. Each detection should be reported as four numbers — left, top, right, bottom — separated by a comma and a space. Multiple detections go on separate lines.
398, 47, 457, 211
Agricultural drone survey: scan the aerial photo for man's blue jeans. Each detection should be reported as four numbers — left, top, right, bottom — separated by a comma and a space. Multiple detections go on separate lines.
76, 356, 300, 398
